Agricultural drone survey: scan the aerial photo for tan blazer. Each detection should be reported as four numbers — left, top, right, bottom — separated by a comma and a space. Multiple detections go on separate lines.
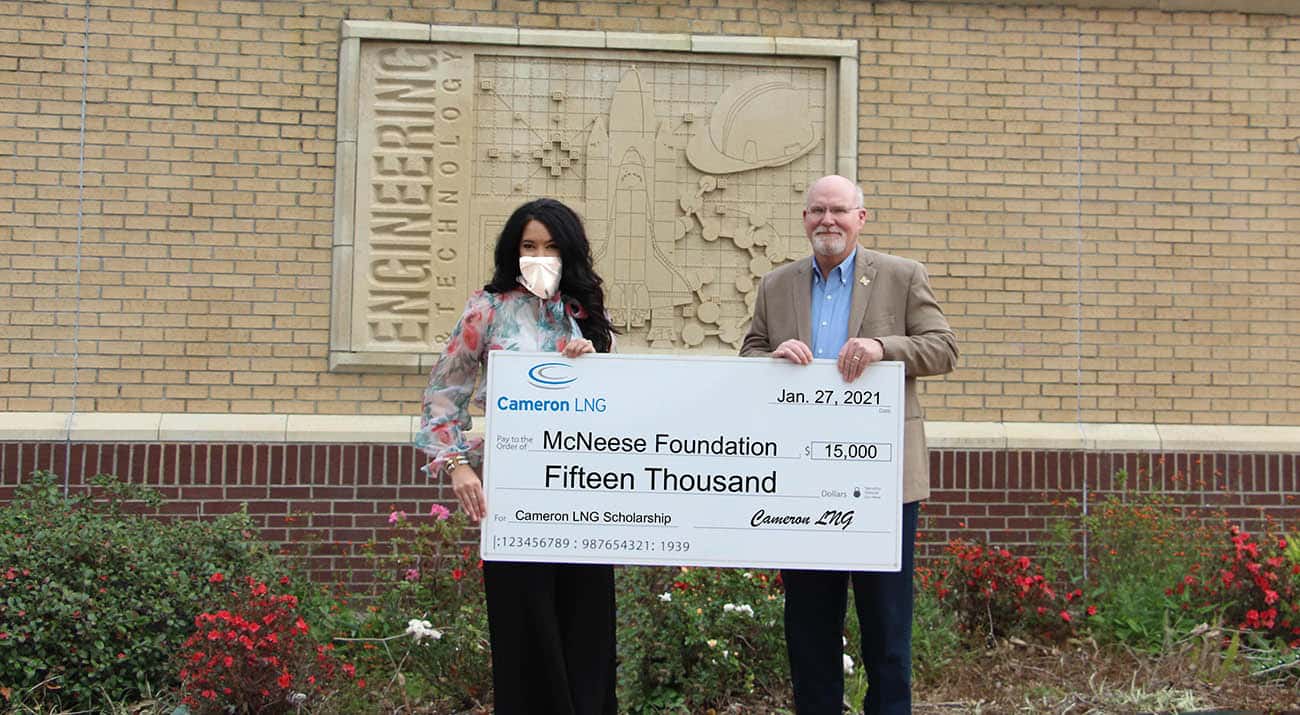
741, 248, 958, 502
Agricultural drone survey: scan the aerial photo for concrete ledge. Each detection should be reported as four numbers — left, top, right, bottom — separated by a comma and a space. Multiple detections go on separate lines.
1081, 423, 1161, 451
428, 24, 518, 46
158, 414, 288, 443
691, 35, 776, 55
606, 32, 691, 52
341, 20, 430, 41
0, 412, 70, 441
518, 29, 605, 48
775, 37, 856, 58
329, 351, 423, 373
927, 421, 1006, 450
335, 38, 360, 142
1157, 424, 1300, 453
336, 25, 872, 56
1, 413, 1296, 453
70, 413, 160, 442
285, 415, 415, 444
1001, 422, 1085, 450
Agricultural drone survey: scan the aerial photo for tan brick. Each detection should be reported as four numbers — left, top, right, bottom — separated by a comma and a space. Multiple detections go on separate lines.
0, 0, 1296, 425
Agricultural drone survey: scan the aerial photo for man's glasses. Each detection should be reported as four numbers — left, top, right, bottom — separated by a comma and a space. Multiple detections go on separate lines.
806, 206, 861, 217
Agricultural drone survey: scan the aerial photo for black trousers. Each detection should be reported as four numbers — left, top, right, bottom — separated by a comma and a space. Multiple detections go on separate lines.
782, 501, 919, 715
483, 561, 617, 715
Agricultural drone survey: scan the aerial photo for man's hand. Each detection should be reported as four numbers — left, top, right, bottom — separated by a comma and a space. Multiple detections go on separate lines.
772, 339, 814, 365
836, 337, 884, 382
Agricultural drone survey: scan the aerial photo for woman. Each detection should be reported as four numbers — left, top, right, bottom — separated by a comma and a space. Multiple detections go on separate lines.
416, 198, 618, 715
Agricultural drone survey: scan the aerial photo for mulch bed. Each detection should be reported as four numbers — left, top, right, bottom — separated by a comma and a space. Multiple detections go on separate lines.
913, 639, 1298, 714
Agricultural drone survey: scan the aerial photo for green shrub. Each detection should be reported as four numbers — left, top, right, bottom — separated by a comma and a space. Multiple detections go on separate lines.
340, 507, 491, 712
920, 540, 1083, 645
178, 575, 359, 714
908, 572, 962, 683
1186, 524, 1300, 648
0, 471, 281, 710
617, 566, 787, 712
1045, 470, 1221, 651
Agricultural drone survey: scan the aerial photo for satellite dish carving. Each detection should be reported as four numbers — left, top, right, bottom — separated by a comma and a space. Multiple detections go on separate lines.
686, 76, 822, 175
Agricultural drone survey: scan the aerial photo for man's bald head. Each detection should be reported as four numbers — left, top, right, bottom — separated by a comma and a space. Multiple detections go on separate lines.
804, 175, 864, 211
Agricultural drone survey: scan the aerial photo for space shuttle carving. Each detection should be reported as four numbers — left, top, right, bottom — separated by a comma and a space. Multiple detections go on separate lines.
586, 68, 687, 338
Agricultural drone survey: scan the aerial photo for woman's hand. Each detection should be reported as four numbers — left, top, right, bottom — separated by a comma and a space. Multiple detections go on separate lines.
562, 337, 595, 358
450, 465, 487, 523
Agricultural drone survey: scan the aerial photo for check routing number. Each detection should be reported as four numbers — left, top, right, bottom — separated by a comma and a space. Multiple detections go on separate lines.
480, 352, 905, 571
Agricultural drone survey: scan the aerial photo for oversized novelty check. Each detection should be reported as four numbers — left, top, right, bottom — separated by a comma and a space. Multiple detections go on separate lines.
480, 352, 905, 571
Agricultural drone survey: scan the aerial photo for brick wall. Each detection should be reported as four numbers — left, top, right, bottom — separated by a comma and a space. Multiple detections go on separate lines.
2, 0, 1299, 426
2, 440, 1292, 584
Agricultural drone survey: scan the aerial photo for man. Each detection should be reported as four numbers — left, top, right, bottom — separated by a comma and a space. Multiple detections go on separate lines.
741, 174, 958, 714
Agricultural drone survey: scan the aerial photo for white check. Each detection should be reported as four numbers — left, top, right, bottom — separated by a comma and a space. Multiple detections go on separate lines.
481, 352, 904, 571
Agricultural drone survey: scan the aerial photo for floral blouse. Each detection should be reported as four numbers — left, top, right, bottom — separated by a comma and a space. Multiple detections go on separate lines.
416, 288, 584, 473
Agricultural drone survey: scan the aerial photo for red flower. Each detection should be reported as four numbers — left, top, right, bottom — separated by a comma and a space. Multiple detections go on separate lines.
277, 672, 292, 688
1086, 605, 1098, 616
452, 568, 465, 582
209, 573, 225, 584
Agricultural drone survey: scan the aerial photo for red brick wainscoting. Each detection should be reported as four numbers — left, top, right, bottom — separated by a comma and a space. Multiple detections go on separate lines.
918, 449, 1298, 562
2, 442, 1296, 587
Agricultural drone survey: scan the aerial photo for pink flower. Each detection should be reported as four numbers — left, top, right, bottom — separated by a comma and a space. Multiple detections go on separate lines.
388, 510, 406, 525
429, 504, 451, 521
404, 568, 420, 581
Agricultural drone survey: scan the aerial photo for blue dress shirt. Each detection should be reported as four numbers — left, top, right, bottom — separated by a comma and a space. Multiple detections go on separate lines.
809, 249, 856, 359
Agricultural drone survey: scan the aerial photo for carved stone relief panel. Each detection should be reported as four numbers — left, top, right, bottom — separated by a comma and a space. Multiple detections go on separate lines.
330, 26, 857, 371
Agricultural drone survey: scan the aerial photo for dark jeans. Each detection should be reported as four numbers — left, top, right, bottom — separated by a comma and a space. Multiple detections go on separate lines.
783, 501, 919, 715
483, 561, 617, 715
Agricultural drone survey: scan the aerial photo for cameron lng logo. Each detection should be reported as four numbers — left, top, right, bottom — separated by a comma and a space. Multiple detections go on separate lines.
527, 362, 577, 390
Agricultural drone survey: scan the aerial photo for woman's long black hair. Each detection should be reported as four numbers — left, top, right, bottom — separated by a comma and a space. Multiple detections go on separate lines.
484, 198, 617, 353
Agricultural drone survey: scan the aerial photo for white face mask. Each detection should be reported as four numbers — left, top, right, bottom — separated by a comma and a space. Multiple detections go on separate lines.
517, 256, 562, 299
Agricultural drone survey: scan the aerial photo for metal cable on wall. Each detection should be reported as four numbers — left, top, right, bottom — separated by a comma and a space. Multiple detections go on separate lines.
63, 0, 90, 495
1074, 16, 1089, 580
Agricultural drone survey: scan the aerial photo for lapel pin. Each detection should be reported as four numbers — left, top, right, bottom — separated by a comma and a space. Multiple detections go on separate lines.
859, 277, 870, 287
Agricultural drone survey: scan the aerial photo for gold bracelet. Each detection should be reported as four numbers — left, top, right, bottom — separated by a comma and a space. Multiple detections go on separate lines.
442, 454, 469, 476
